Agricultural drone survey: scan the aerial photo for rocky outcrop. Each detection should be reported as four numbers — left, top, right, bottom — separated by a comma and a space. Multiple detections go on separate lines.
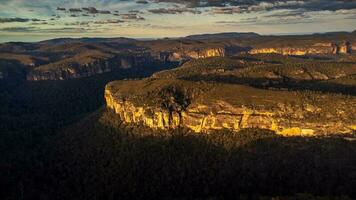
339, 41, 352, 54
105, 81, 356, 136
26, 46, 225, 81
160, 48, 225, 62
27, 60, 112, 81
249, 42, 352, 55
186, 48, 225, 59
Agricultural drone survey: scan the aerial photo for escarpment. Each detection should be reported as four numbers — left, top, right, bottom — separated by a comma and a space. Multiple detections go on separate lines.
27, 59, 112, 81
26, 53, 154, 81
158, 47, 226, 62
3, 31, 356, 82
249, 41, 352, 55
25, 46, 226, 81
186, 48, 225, 59
105, 79, 356, 136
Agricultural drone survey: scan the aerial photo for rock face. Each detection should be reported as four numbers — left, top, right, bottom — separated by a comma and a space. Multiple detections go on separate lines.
105, 79, 356, 136
105, 91, 278, 134
26, 47, 225, 81
186, 48, 225, 59
160, 48, 226, 62
249, 42, 352, 55
339, 41, 353, 54
26, 54, 153, 81
27, 59, 112, 81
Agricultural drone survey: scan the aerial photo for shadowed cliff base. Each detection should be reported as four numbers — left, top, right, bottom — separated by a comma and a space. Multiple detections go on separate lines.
2, 108, 354, 199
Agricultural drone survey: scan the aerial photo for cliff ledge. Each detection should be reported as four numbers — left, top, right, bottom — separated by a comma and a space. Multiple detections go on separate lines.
105, 78, 355, 136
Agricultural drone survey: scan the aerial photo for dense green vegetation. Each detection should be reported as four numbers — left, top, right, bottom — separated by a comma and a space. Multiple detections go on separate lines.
155, 55, 356, 96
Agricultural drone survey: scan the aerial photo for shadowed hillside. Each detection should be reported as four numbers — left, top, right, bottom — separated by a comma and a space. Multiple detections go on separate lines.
3, 108, 354, 199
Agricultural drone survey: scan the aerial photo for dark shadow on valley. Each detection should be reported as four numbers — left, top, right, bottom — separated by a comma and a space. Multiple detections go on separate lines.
2, 109, 355, 199
0, 62, 179, 174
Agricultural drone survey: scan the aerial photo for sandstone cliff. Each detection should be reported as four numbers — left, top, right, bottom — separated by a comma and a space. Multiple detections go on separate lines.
26, 54, 153, 81
105, 79, 356, 136
249, 42, 352, 55
25, 47, 225, 81
159, 47, 226, 62
186, 48, 225, 59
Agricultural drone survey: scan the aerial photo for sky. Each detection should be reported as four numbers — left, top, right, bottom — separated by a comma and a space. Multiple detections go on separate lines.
0, 0, 356, 42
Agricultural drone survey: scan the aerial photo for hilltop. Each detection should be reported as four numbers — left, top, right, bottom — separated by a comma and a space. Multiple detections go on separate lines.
184, 32, 260, 40
105, 54, 356, 136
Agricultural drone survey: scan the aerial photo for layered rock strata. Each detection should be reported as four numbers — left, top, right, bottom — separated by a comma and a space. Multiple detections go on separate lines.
26, 54, 153, 81
249, 42, 352, 55
105, 80, 356, 136
160, 48, 226, 62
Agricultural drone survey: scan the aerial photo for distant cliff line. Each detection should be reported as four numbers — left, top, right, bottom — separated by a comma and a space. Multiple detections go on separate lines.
249, 41, 353, 55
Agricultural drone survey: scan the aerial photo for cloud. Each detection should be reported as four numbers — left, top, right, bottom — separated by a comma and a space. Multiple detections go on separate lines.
0, 26, 98, 33
93, 19, 124, 24
120, 13, 145, 20
63, 19, 124, 27
58, 6, 112, 15
208, 2, 307, 15
264, 10, 308, 19
64, 21, 91, 26
31, 18, 45, 22
129, 10, 144, 14
0, 17, 30, 23
82, 7, 99, 14
136, 0, 149, 4
211, 7, 242, 14
0, 27, 37, 32
98, 10, 111, 14
148, 7, 201, 14
69, 8, 82, 12
0, 17, 45, 23
344, 15, 356, 19
152, 0, 218, 7
156, 0, 356, 12
216, 16, 320, 26
142, 23, 185, 29
30, 22, 48, 25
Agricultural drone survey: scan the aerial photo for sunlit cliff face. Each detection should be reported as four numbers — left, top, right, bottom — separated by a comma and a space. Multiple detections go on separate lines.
104, 79, 356, 137
249, 42, 353, 55
1, 0, 356, 42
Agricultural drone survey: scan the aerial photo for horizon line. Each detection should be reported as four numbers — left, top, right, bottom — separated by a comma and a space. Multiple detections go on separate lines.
1, 29, 355, 44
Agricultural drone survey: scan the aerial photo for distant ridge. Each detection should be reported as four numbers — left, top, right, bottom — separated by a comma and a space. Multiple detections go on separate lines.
184, 32, 260, 40
312, 31, 351, 36
39, 37, 136, 45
